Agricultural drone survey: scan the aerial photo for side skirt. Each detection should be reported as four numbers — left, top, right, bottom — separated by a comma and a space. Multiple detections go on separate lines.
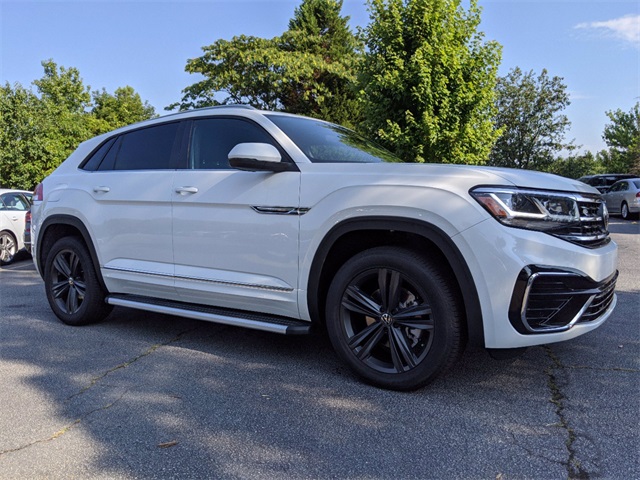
106, 294, 312, 335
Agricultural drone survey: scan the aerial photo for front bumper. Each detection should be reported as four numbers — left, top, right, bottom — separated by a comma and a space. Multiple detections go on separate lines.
455, 219, 618, 349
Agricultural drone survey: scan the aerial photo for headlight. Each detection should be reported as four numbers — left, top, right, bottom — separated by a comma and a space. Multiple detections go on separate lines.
470, 187, 610, 247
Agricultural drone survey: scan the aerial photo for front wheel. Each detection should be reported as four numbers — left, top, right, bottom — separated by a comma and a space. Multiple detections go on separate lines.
0, 231, 17, 265
44, 236, 112, 326
325, 247, 463, 391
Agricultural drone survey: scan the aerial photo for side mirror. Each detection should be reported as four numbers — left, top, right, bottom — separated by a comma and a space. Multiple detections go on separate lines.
228, 143, 296, 172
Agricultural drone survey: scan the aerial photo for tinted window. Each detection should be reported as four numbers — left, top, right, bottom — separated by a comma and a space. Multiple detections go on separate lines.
633, 180, 640, 189
82, 137, 116, 171
266, 114, 400, 163
113, 123, 180, 170
188, 118, 277, 170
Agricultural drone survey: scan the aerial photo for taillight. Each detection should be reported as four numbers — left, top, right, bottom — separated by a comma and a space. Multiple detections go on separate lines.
33, 183, 43, 202
636, 192, 640, 198
25, 210, 32, 223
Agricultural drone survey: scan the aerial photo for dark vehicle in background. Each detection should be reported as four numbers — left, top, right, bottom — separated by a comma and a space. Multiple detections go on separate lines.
602, 178, 640, 220
578, 174, 636, 193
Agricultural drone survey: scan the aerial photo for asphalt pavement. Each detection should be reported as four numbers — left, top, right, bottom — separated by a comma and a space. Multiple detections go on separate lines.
0, 219, 638, 479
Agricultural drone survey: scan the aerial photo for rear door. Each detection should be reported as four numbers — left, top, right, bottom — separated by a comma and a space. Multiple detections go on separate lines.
171, 116, 301, 318
77, 122, 182, 297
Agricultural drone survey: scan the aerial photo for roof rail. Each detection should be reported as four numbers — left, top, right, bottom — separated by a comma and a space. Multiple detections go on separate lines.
194, 104, 257, 111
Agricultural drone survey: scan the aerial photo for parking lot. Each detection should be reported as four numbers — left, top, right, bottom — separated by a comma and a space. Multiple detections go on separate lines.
0, 219, 638, 479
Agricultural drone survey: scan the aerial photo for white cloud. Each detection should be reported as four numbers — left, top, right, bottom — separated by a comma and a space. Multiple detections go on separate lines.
575, 14, 640, 47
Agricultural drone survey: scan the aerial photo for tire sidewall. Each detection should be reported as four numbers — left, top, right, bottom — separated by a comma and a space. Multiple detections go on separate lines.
325, 247, 461, 390
621, 202, 629, 219
44, 236, 108, 326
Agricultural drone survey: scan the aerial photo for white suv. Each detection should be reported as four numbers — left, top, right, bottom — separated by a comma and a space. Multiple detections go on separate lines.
31, 106, 618, 390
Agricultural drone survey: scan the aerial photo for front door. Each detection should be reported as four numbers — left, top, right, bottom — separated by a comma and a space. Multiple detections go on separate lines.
171, 117, 301, 318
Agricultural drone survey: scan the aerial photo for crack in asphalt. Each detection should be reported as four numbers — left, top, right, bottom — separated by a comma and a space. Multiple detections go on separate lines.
0, 392, 126, 457
544, 346, 596, 480
65, 327, 197, 403
0, 328, 196, 458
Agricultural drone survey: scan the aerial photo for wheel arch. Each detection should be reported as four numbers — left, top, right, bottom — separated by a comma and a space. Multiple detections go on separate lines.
307, 216, 485, 347
36, 215, 106, 290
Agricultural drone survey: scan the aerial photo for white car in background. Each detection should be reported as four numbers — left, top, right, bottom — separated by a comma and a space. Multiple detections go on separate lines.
30, 106, 618, 390
602, 178, 640, 220
0, 189, 32, 265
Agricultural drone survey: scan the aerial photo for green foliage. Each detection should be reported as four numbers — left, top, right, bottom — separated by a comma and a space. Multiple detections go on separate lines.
490, 67, 573, 170
0, 60, 155, 190
602, 102, 640, 174
171, 0, 362, 127
92, 86, 156, 134
357, 0, 502, 164
544, 151, 604, 179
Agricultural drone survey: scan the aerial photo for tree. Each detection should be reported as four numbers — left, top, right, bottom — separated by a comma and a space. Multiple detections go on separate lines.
357, 0, 501, 164
170, 0, 362, 127
0, 83, 50, 189
91, 86, 156, 134
545, 151, 603, 179
489, 67, 573, 170
0, 60, 155, 190
601, 102, 640, 174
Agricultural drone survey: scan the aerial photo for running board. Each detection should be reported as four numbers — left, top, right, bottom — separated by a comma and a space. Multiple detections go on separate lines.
106, 294, 311, 335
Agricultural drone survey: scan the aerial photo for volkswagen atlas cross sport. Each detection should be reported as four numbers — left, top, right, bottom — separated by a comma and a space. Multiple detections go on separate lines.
30, 106, 618, 390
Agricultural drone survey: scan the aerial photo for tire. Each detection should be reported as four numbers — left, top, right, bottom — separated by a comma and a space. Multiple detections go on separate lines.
44, 236, 112, 326
621, 202, 629, 220
325, 247, 463, 391
0, 231, 18, 265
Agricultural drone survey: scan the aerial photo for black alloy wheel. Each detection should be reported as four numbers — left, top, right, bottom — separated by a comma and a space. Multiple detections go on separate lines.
44, 236, 112, 325
326, 247, 463, 391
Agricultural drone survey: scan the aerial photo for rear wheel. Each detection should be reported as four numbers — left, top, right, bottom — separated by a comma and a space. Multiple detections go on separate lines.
0, 231, 17, 265
44, 236, 112, 326
621, 202, 630, 220
325, 247, 463, 391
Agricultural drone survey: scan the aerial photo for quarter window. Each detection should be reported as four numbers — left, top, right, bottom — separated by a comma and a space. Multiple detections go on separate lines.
81, 137, 116, 171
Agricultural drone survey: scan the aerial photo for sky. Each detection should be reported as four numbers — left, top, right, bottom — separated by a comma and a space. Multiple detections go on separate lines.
1, 0, 638, 154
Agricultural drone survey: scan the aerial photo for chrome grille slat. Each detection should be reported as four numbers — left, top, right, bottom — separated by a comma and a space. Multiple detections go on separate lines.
520, 270, 618, 332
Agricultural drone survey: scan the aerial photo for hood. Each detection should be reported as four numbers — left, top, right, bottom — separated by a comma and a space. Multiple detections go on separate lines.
302, 162, 600, 196
479, 166, 598, 194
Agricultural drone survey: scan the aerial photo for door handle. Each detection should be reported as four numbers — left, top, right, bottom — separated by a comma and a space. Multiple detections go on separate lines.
175, 186, 198, 195
93, 186, 110, 193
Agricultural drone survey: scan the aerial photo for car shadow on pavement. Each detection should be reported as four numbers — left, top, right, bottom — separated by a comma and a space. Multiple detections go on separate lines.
0, 260, 637, 478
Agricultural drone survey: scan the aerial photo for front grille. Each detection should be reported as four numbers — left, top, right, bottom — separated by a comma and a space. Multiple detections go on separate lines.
551, 195, 610, 248
509, 267, 618, 334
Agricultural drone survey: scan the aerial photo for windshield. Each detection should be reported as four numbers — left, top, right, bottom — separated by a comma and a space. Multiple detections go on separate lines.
266, 114, 401, 163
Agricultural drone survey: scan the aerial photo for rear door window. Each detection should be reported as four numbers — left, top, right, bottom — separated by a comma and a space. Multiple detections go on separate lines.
114, 123, 180, 170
